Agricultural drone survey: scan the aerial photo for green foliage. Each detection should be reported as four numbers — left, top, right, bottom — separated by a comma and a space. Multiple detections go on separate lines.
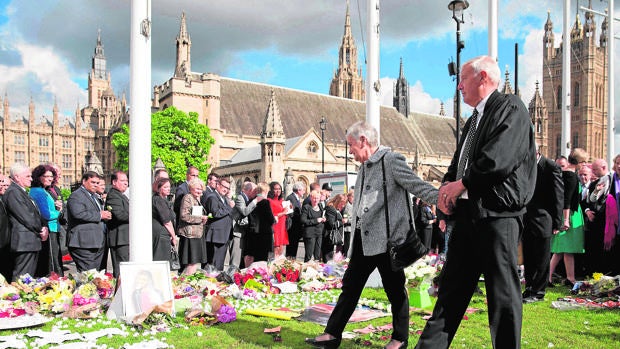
111, 107, 215, 183
2, 285, 619, 348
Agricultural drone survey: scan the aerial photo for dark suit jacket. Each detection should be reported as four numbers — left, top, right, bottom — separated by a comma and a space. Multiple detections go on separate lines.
286, 193, 303, 236
525, 156, 564, 237
173, 182, 190, 221
106, 188, 130, 246
443, 90, 536, 219
4, 183, 44, 252
0, 199, 8, 249
301, 204, 324, 238
204, 192, 234, 244
66, 186, 105, 249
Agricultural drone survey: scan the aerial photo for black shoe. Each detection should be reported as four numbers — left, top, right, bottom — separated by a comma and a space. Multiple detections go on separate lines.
384, 340, 408, 349
522, 296, 544, 304
305, 335, 341, 348
563, 279, 575, 288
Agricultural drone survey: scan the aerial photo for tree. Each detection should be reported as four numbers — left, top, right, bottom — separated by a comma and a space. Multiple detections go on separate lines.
111, 106, 215, 183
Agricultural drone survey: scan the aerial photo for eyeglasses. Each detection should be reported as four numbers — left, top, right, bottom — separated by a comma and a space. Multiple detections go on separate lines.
219, 184, 230, 190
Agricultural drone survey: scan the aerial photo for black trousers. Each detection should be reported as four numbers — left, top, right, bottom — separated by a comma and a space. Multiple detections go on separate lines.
416, 204, 523, 349
110, 244, 130, 279
285, 227, 302, 259
69, 246, 104, 272
206, 241, 229, 271
324, 231, 409, 342
303, 235, 321, 262
522, 214, 551, 298
12, 251, 38, 282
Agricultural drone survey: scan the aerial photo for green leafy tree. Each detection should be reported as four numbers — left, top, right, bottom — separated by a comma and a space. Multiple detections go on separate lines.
111, 106, 215, 183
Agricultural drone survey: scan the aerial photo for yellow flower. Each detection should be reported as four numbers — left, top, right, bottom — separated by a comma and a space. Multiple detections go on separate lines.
592, 272, 603, 281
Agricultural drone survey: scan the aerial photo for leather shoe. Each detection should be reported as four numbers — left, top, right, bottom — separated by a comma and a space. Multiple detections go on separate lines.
305, 335, 341, 348
522, 296, 543, 304
384, 340, 408, 349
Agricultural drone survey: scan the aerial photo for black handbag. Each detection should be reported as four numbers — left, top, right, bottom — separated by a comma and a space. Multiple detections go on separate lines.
170, 247, 181, 270
328, 228, 344, 245
381, 155, 428, 272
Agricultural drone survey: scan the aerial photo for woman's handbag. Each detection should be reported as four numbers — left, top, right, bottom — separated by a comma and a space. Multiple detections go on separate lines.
170, 247, 181, 270
328, 228, 344, 245
381, 155, 428, 272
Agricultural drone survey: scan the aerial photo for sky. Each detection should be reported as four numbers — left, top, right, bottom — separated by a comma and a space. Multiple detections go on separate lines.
0, 0, 618, 152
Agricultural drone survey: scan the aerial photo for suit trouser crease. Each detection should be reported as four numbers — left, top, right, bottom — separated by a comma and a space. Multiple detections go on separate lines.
416, 206, 522, 349
325, 232, 409, 342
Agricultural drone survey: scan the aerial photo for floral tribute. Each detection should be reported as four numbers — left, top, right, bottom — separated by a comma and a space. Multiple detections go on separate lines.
403, 254, 442, 288
270, 258, 301, 283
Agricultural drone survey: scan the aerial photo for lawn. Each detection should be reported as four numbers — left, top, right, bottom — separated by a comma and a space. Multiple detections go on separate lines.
2, 283, 619, 348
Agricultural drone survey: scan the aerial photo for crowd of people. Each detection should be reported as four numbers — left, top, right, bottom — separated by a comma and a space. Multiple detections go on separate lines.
0, 159, 359, 283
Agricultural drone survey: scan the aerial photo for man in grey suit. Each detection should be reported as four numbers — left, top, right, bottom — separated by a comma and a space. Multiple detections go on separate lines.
4, 163, 48, 281
106, 171, 130, 278
203, 178, 235, 271
306, 121, 438, 349
229, 181, 262, 268
67, 171, 112, 272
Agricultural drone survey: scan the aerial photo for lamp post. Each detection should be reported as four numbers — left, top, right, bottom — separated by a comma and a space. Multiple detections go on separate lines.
448, 0, 469, 149
320, 116, 327, 174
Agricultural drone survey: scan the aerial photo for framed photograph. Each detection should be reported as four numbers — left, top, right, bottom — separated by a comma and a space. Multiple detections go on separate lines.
119, 261, 173, 317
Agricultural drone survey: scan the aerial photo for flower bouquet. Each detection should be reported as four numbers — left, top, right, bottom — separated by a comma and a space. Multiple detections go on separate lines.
270, 258, 301, 283
36, 276, 75, 314
0, 284, 32, 318
172, 271, 218, 299
404, 256, 439, 288
233, 265, 271, 289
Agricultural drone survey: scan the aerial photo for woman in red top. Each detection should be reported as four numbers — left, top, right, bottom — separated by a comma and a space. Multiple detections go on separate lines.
268, 181, 291, 258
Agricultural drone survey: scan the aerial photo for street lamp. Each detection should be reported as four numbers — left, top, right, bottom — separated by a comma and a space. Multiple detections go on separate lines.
319, 116, 327, 174
448, 0, 469, 149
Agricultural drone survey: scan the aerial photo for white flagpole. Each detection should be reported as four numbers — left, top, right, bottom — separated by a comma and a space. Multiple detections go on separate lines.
129, 0, 152, 262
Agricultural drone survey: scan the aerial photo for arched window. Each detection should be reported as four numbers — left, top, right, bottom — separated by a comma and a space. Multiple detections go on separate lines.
556, 86, 562, 110
307, 141, 318, 154
536, 119, 542, 133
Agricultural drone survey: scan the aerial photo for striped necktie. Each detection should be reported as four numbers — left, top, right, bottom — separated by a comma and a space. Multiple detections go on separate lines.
456, 109, 479, 180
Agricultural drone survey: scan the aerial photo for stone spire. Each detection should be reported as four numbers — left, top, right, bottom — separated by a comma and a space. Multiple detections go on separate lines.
393, 57, 410, 117
329, 0, 365, 101
261, 89, 285, 140
501, 66, 514, 94
175, 12, 192, 79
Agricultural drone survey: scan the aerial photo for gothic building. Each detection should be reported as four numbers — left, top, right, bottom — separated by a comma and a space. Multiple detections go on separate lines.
540, 4, 609, 160
152, 11, 456, 192
0, 31, 126, 185
328, 1, 365, 101
393, 58, 410, 117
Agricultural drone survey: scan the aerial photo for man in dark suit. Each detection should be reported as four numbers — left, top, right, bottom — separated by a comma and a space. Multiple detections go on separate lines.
417, 56, 536, 349
105, 171, 130, 278
203, 178, 235, 271
174, 166, 199, 225
0, 175, 13, 281
302, 182, 320, 206
4, 163, 49, 281
229, 181, 260, 268
522, 151, 563, 303
583, 159, 611, 276
66, 171, 112, 272
285, 182, 305, 259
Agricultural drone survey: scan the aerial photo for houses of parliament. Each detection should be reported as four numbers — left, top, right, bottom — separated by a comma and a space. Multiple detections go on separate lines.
0, 4, 609, 190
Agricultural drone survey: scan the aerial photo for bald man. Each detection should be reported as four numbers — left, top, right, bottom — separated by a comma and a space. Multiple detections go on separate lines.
583, 159, 611, 276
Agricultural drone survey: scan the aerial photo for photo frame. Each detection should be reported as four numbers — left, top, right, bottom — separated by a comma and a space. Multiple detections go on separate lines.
119, 261, 174, 318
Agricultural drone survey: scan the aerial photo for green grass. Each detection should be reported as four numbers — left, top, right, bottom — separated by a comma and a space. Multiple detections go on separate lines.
1, 284, 619, 348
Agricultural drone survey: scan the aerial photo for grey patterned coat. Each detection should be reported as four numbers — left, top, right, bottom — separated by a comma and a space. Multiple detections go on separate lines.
349, 146, 438, 257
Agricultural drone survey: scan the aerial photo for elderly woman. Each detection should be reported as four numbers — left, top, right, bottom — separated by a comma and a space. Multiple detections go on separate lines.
322, 194, 347, 262
152, 178, 178, 266
177, 178, 209, 275
30, 164, 62, 276
244, 182, 275, 265
301, 189, 326, 262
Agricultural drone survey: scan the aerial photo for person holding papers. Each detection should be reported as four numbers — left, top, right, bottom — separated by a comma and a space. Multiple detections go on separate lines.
177, 178, 209, 275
